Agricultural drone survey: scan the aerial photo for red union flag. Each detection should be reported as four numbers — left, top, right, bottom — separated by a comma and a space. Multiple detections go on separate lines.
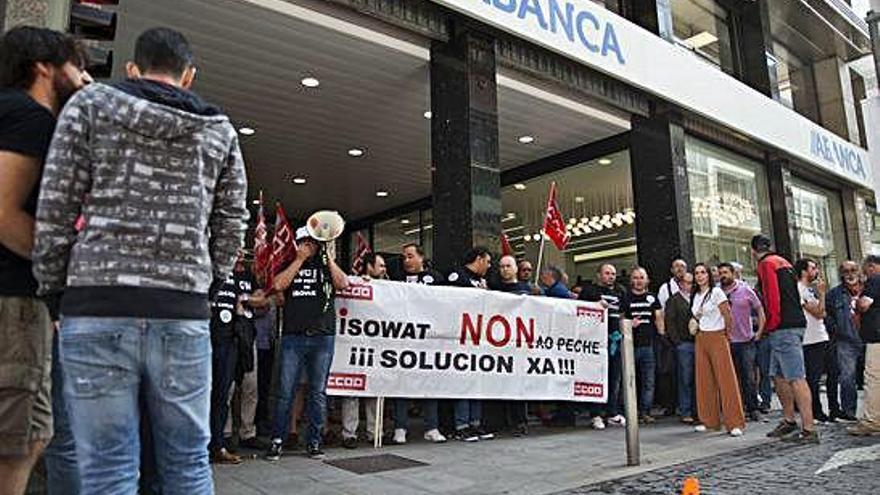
500, 232, 513, 257
542, 181, 570, 250
269, 203, 296, 289
252, 194, 270, 285
351, 232, 371, 275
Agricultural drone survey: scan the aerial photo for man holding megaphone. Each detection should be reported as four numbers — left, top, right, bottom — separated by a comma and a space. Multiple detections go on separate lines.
265, 223, 349, 461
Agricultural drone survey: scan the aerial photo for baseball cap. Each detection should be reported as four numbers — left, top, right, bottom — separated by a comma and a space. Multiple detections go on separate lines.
295, 226, 311, 241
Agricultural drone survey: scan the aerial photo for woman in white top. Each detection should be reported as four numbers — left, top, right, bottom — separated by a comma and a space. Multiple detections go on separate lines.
691, 263, 746, 436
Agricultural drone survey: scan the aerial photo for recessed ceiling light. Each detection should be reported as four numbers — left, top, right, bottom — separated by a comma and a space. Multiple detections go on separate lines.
376, 190, 389, 197
517, 135, 535, 144
514, 183, 526, 190
575, 196, 585, 203
238, 127, 255, 136
598, 158, 613, 165
348, 148, 364, 157
400, 218, 410, 225
301, 77, 320, 88
251, 199, 260, 205
423, 111, 432, 119
292, 177, 306, 184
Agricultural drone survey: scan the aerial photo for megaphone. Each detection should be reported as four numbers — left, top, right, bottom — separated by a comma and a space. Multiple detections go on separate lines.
306, 210, 345, 242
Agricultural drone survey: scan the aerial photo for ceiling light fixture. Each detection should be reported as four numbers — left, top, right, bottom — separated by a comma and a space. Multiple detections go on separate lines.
251, 199, 260, 205
423, 111, 432, 119
238, 127, 255, 136
575, 196, 584, 203
376, 190, 389, 197
598, 158, 612, 165
400, 219, 410, 225
517, 135, 535, 144
301, 77, 320, 88
514, 183, 526, 191
348, 148, 364, 157
292, 177, 307, 184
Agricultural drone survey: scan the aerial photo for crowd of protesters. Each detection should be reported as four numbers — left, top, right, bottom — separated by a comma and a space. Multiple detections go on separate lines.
3, 23, 880, 495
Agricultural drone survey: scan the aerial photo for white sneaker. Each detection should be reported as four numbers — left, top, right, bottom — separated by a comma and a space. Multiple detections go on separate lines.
729, 428, 743, 437
392, 428, 407, 445
424, 429, 447, 443
591, 416, 606, 430
608, 414, 626, 427
694, 424, 707, 432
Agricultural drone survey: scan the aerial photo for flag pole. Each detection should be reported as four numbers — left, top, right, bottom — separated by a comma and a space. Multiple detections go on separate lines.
534, 233, 545, 285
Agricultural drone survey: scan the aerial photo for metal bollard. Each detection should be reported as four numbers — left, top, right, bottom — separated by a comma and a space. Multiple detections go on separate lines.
620, 318, 640, 466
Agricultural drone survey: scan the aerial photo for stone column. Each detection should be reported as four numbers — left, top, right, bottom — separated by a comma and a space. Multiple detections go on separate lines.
766, 157, 795, 260
430, 23, 501, 273
736, 0, 778, 99
629, 108, 694, 284
841, 188, 873, 262
3, 0, 68, 31
813, 57, 863, 145
620, 0, 675, 41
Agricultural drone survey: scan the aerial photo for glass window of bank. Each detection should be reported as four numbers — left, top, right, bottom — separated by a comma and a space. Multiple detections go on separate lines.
788, 177, 847, 284
370, 210, 433, 278
671, 0, 735, 74
686, 137, 772, 282
501, 150, 636, 287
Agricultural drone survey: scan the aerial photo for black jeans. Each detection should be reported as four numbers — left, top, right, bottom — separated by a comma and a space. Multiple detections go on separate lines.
209, 339, 238, 452
256, 347, 274, 437
804, 341, 835, 417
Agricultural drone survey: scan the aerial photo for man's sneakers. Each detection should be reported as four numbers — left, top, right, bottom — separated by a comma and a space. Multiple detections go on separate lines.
476, 427, 495, 440
607, 415, 626, 427
747, 410, 764, 423
847, 422, 880, 436
392, 428, 407, 445
342, 436, 358, 449
680, 416, 696, 424
265, 439, 283, 461
782, 429, 820, 444
307, 444, 326, 459
835, 413, 859, 424
591, 416, 606, 430
512, 423, 528, 437
767, 419, 799, 438
455, 426, 480, 442
424, 428, 447, 443
693, 424, 708, 433
210, 448, 242, 465
638, 415, 655, 425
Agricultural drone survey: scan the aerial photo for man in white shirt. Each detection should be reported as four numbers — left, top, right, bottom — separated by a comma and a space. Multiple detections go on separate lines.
795, 258, 832, 423
658, 258, 688, 310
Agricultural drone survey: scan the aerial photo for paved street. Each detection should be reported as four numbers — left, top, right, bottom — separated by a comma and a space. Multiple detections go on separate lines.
561, 423, 880, 495
213, 411, 863, 495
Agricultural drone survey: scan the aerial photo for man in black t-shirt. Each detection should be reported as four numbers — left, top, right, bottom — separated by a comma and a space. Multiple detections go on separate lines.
266, 227, 349, 460
208, 254, 265, 463
0, 27, 89, 494
621, 267, 665, 424
579, 263, 627, 430
388, 243, 447, 445
850, 255, 880, 436
446, 247, 495, 443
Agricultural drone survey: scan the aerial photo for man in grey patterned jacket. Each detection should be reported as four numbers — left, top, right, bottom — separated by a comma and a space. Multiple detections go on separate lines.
32, 27, 248, 494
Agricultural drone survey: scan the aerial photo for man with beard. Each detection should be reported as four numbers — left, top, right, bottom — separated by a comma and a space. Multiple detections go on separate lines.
824, 261, 863, 422
658, 258, 688, 310
0, 26, 90, 495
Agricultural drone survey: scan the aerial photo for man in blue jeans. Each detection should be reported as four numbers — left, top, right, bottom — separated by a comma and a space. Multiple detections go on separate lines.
266, 227, 349, 460
825, 260, 864, 422
664, 272, 696, 423
33, 27, 249, 494
622, 267, 664, 424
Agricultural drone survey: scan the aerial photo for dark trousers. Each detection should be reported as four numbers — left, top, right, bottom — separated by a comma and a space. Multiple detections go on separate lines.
591, 351, 623, 417
256, 346, 274, 437
804, 341, 835, 418
756, 337, 773, 409
731, 341, 759, 413
209, 339, 238, 452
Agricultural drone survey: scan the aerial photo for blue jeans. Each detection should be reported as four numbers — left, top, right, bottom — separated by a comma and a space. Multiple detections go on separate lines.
395, 399, 439, 431
731, 341, 759, 413
676, 342, 695, 417
208, 339, 237, 452
59, 317, 212, 495
634, 346, 655, 416
44, 333, 80, 495
271, 334, 335, 448
454, 400, 482, 429
756, 337, 773, 408
836, 340, 863, 417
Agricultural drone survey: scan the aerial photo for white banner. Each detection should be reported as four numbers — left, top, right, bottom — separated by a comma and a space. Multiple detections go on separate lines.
327, 280, 608, 402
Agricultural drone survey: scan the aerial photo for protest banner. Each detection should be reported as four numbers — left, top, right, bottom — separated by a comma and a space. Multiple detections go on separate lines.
328, 280, 608, 402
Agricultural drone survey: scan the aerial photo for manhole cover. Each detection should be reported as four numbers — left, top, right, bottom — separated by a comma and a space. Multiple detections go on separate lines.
324, 453, 428, 475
